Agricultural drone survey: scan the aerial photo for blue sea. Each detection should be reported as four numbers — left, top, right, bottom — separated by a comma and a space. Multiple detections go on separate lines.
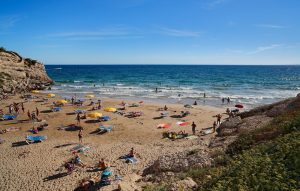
45, 65, 300, 109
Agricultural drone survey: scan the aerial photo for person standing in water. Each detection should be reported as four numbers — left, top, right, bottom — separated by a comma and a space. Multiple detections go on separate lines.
192, 122, 196, 135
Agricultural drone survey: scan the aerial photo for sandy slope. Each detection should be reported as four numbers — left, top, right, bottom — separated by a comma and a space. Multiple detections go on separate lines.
0, 94, 223, 191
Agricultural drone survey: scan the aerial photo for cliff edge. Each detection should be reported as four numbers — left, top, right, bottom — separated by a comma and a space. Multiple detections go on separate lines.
0, 48, 53, 98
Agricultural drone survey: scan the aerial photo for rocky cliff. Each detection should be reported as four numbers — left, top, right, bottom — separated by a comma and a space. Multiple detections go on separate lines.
0, 48, 53, 98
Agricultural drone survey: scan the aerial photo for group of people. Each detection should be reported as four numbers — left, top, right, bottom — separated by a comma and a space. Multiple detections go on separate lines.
222, 97, 231, 104
27, 107, 40, 121
8, 102, 24, 114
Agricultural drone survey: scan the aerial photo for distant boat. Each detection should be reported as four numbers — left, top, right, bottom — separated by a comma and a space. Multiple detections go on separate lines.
54, 68, 62, 70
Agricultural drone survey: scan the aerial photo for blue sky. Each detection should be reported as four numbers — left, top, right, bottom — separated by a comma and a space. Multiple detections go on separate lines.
0, 0, 299, 64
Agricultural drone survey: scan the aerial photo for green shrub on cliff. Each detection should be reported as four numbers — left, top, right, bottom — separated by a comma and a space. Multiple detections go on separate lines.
0, 47, 6, 52
178, 110, 300, 191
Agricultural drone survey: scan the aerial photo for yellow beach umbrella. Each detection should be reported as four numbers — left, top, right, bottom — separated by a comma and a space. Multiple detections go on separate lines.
56, 100, 68, 104
85, 94, 95, 98
31, 90, 40, 93
87, 112, 102, 118
47, 93, 55, 98
104, 107, 117, 112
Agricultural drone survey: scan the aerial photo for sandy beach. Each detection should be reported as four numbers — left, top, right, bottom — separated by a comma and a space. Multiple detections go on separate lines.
0, 93, 224, 191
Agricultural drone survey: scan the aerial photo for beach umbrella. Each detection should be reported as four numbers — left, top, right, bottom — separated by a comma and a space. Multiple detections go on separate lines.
47, 93, 55, 98
235, 104, 244, 109
87, 112, 102, 118
157, 123, 171, 129
176, 121, 190, 126
85, 94, 95, 98
104, 107, 117, 112
31, 90, 40, 93
56, 100, 68, 104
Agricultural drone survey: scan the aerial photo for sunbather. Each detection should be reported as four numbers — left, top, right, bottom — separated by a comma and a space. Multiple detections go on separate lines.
32, 127, 38, 134
78, 176, 99, 191
73, 154, 85, 167
98, 158, 110, 170
65, 162, 75, 174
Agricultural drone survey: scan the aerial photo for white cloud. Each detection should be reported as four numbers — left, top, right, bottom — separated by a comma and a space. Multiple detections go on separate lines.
44, 26, 143, 40
247, 44, 282, 54
255, 24, 286, 29
208, 0, 227, 7
159, 27, 202, 37
0, 15, 21, 29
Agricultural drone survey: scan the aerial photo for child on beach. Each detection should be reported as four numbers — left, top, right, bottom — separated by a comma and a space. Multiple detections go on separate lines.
76, 113, 81, 125
192, 122, 196, 135
216, 114, 222, 125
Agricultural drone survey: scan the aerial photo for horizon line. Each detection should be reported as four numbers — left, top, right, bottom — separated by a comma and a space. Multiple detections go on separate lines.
44, 63, 300, 66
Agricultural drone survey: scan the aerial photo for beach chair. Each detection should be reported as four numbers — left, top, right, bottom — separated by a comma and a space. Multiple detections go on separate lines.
160, 111, 169, 118
98, 125, 114, 133
99, 116, 110, 121
52, 107, 61, 112
74, 109, 86, 114
26, 135, 47, 144
1, 114, 17, 120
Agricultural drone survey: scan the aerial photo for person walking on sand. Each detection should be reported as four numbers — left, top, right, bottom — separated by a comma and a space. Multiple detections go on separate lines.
78, 128, 83, 144
21, 103, 25, 113
227, 97, 230, 104
213, 121, 217, 133
27, 110, 31, 120
192, 122, 196, 135
36, 107, 39, 117
76, 113, 81, 125
222, 98, 225, 104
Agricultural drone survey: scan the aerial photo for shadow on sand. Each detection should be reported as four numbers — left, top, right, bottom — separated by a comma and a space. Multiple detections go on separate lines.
43, 172, 68, 182
12, 141, 28, 147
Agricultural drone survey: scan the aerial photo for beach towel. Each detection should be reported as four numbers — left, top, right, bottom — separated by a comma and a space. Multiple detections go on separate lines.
99, 125, 114, 132
26, 135, 47, 144
185, 135, 198, 140
200, 127, 214, 135
184, 104, 193, 108
129, 103, 140, 107
157, 123, 171, 129
71, 144, 90, 153
176, 121, 190, 126
6, 127, 21, 132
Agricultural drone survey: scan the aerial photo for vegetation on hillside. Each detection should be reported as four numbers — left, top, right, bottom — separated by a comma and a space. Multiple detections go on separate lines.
144, 109, 300, 191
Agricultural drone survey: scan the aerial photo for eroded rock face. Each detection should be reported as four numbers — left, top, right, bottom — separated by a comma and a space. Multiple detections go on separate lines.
143, 150, 212, 175
0, 49, 53, 98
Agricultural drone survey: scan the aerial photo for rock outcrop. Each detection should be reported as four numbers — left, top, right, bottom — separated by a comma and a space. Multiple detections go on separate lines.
143, 150, 212, 175
0, 48, 52, 98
